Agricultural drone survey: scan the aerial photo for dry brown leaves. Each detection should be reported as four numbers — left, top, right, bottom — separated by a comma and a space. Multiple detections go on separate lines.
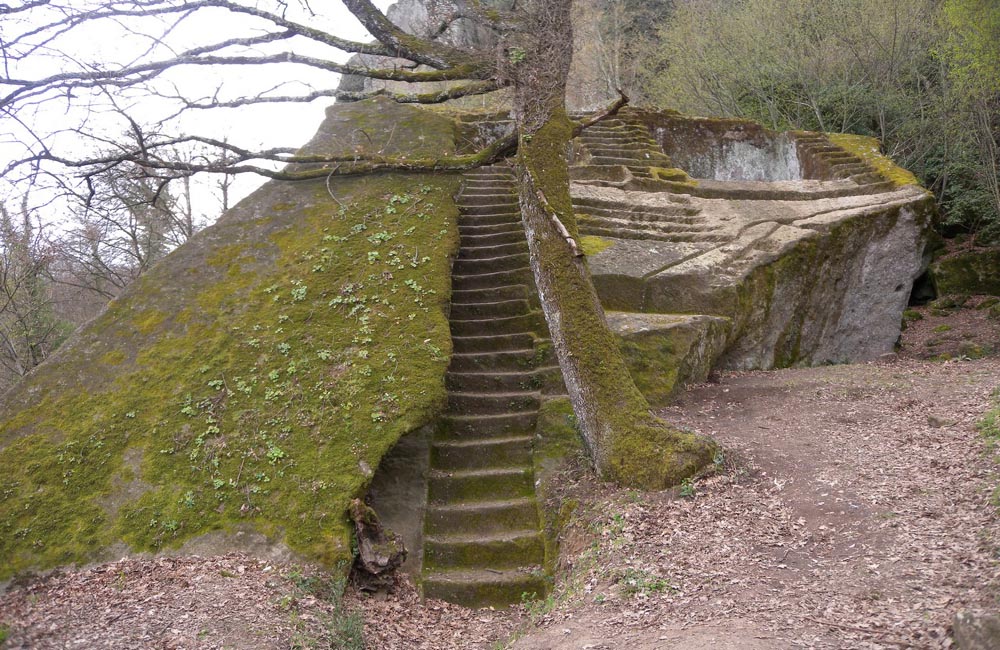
515, 356, 1000, 649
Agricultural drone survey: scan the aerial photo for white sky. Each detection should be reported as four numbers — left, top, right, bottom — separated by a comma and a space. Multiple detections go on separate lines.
1, 0, 396, 226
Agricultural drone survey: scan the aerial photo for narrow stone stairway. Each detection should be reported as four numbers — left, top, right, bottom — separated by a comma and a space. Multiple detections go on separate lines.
421, 164, 554, 608
576, 115, 676, 179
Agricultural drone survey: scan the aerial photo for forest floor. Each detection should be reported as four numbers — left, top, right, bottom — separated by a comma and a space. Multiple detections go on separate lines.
1, 296, 999, 649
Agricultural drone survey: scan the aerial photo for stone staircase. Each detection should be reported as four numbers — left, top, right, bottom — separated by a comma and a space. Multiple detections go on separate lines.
572, 192, 723, 244
421, 164, 554, 608
575, 115, 679, 180
794, 133, 895, 193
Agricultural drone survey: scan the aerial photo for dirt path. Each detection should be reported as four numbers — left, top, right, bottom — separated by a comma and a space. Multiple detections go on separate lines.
511, 357, 1000, 649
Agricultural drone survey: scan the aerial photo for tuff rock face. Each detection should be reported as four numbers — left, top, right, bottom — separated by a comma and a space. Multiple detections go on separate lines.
574, 110, 934, 387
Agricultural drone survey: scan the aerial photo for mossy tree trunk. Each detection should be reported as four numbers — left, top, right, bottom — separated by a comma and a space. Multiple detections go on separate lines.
510, 0, 716, 489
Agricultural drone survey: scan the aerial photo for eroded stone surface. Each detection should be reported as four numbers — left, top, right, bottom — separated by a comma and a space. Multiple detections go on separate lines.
574, 112, 933, 369
607, 312, 730, 406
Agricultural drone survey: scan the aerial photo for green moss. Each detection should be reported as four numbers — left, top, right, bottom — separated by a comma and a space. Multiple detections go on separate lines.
827, 133, 921, 188
580, 236, 613, 257
519, 106, 715, 490
132, 310, 167, 336
933, 324, 954, 333
649, 167, 694, 184
931, 248, 1000, 296
902, 309, 924, 322
101, 350, 127, 365
616, 334, 683, 407
958, 342, 989, 359
0, 102, 464, 578
931, 295, 969, 310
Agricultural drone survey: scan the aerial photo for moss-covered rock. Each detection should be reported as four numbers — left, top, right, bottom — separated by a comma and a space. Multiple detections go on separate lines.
930, 248, 1000, 297
609, 312, 730, 407
826, 134, 921, 188
0, 99, 461, 579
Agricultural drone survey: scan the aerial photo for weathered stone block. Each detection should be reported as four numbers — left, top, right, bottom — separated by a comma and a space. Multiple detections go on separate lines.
609, 312, 730, 406
931, 248, 1000, 296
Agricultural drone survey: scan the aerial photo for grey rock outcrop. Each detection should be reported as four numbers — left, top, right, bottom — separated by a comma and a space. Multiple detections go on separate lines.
953, 610, 1000, 650
575, 109, 934, 372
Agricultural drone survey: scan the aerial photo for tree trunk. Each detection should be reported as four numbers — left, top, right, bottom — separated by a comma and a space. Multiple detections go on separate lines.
510, 0, 716, 489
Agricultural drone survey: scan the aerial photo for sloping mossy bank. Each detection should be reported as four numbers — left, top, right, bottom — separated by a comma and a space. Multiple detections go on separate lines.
0, 99, 460, 579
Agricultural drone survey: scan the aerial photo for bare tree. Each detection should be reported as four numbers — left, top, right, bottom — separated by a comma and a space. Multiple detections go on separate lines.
0, 199, 71, 390
0, 0, 715, 487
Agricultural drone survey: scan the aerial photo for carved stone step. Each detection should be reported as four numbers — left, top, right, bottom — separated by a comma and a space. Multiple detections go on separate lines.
580, 224, 726, 244
458, 192, 519, 205
449, 349, 538, 373
460, 230, 526, 247
452, 332, 537, 352
431, 435, 534, 470
438, 412, 538, 438
427, 467, 535, 504
457, 241, 529, 260
451, 268, 534, 292
446, 369, 549, 392
450, 299, 532, 321
459, 202, 520, 216
577, 213, 715, 232
424, 530, 544, 571
452, 253, 531, 276
450, 332, 535, 353
425, 497, 540, 536
451, 284, 529, 304
422, 569, 547, 608
457, 213, 521, 227
446, 390, 540, 415
458, 222, 525, 237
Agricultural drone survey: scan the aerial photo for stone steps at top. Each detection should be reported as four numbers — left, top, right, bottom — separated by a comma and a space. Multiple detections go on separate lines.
574, 116, 673, 180
422, 162, 553, 608
573, 195, 701, 218
580, 223, 728, 244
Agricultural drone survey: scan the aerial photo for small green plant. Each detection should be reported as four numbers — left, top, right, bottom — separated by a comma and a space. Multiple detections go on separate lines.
286, 568, 364, 649
617, 568, 674, 597
978, 396, 1000, 443
507, 46, 526, 64
520, 591, 556, 619
679, 478, 696, 498
0, 622, 10, 644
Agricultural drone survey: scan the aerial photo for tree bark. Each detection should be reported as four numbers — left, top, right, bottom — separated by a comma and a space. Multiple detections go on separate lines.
510, 0, 716, 488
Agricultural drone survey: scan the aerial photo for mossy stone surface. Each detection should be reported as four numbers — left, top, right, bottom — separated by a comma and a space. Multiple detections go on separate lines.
0, 100, 461, 578
931, 248, 1000, 297
609, 312, 730, 407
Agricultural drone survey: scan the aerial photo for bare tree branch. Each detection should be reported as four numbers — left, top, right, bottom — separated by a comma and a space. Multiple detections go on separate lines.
572, 88, 629, 136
